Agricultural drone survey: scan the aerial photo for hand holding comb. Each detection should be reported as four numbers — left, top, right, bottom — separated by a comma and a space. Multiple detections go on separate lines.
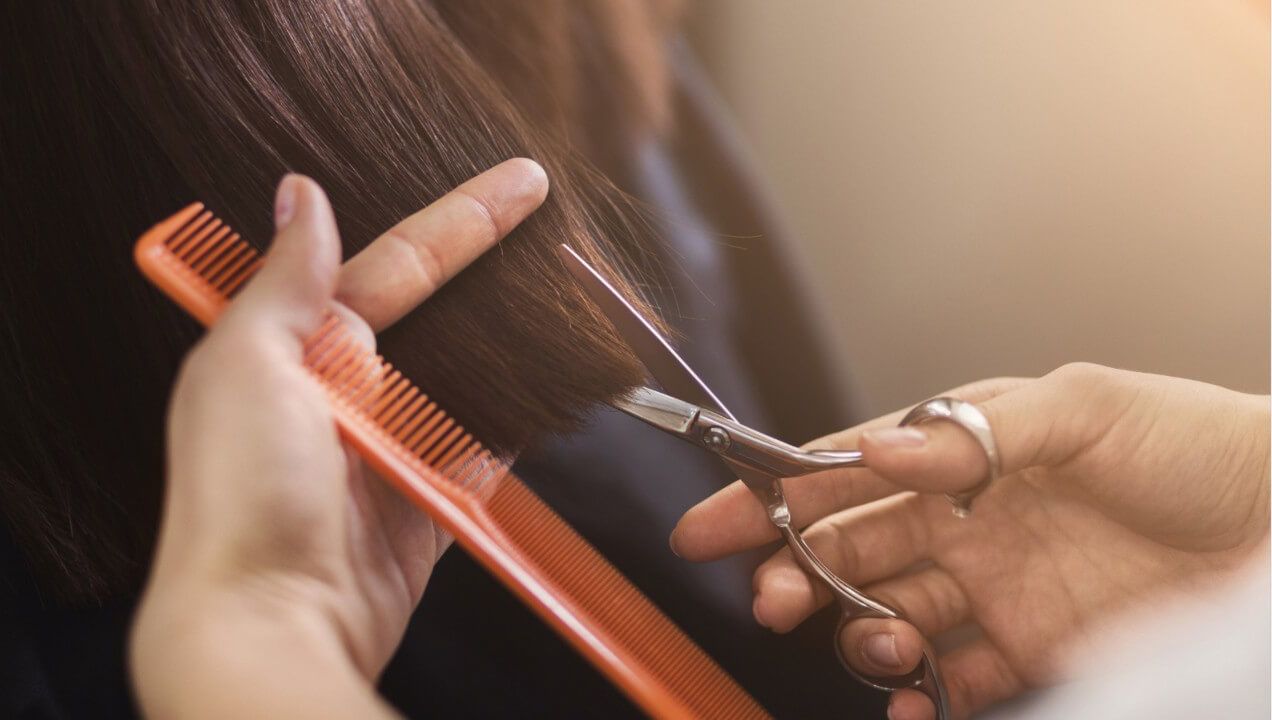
133, 195, 770, 719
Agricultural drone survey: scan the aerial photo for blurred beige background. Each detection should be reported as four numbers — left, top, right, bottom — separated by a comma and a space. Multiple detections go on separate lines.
689, 1, 1270, 418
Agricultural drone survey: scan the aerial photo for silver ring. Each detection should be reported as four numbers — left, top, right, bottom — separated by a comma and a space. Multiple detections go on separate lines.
899, 397, 1000, 517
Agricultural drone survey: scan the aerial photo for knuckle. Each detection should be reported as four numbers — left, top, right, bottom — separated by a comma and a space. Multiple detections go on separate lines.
175, 340, 215, 389
174, 341, 233, 400
948, 376, 1030, 405
826, 473, 861, 513
900, 495, 932, 554
1047, 362, 1139, 419
922, 577, 958, 630
452, 187, 503, 241
381, 226, 443, 297
1048, 361, 1113, 390
868, 585, 907, 616
178, 322, 274, 388
945, 669, 976, 716
814, 521, 860, 580
955, 377, 1010, 401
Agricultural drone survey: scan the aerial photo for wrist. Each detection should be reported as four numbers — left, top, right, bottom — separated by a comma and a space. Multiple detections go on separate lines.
131, 575, 387, 719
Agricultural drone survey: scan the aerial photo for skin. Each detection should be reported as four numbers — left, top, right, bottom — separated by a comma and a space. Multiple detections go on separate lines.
132, 163, 1268, 719
671, 368, 1270, 719
130, 160, 548, 719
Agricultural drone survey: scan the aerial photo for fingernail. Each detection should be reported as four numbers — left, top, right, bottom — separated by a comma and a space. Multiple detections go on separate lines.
274, 175, 299, 230
667, 529, 683, 558
886, 702, 900, 720
863, 632, 902, 668
863, 427, 927, 448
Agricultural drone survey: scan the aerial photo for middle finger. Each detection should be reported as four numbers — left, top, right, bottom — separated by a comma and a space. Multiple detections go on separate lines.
670, 377, 1027, 562
670, 408, 912, 562
751, 492, 933, 632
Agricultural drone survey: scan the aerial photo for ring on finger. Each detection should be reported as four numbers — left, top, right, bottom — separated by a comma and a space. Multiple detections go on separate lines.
900, 397, 1000, 517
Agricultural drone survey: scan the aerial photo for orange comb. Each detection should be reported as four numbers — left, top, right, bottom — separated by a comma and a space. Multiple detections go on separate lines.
134, 203, 770, 720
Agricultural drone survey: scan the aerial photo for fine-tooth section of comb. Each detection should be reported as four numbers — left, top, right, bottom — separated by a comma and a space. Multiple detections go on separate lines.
134, 204, 769, 720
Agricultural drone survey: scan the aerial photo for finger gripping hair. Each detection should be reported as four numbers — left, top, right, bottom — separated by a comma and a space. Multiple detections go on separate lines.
1, 0, 672, 602
94, 0, 659, 455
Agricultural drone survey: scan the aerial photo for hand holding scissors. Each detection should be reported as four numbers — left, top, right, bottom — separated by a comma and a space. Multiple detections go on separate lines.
559, 246, 1002, 719
664, 360, 1269, 719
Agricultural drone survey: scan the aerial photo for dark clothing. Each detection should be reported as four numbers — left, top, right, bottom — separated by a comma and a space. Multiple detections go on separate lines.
0, 45, 878, 718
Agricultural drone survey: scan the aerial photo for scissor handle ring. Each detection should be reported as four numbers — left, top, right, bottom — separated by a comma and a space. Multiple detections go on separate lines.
833, 613, 950, 719
829, 615, 951, 720
776, 524, 952, 718
900, 397, 1001, 517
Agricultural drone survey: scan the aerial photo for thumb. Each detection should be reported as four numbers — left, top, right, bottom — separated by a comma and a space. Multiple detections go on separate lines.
227, 175, 341, 342
859, 364, 1121, 496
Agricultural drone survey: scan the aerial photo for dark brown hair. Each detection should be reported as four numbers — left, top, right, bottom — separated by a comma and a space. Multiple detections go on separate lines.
0, 1, 677, 604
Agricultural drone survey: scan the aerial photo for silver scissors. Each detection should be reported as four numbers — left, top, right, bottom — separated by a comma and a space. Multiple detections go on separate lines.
558, 245, 1002, 719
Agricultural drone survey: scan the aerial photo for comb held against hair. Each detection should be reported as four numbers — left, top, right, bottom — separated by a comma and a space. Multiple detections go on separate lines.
134, 204, 769, 720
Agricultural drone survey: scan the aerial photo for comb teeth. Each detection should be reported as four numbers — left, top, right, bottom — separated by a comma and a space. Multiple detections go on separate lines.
301, 318, 506, 495
143, 203, 507, 496
161, 209, 262, 299
135, 204, 769, 720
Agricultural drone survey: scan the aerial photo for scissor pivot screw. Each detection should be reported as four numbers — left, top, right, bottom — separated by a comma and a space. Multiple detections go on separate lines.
703, 426, 732, 453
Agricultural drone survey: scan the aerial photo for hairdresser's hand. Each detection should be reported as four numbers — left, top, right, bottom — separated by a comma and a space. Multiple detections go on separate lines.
672, 365, 1269, 720
131, 160, 548, 719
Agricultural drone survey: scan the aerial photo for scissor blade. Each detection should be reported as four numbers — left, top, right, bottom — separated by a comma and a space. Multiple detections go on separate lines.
610, 386, 699, 436
556, 244, 736, 420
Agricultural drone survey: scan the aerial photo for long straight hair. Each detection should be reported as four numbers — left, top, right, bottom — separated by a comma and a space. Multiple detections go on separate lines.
0, 0, 677, 604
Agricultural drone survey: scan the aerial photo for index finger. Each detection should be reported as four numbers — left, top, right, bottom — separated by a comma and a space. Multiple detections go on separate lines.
336, 158, 549, 332
670, 377, 1027, 562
